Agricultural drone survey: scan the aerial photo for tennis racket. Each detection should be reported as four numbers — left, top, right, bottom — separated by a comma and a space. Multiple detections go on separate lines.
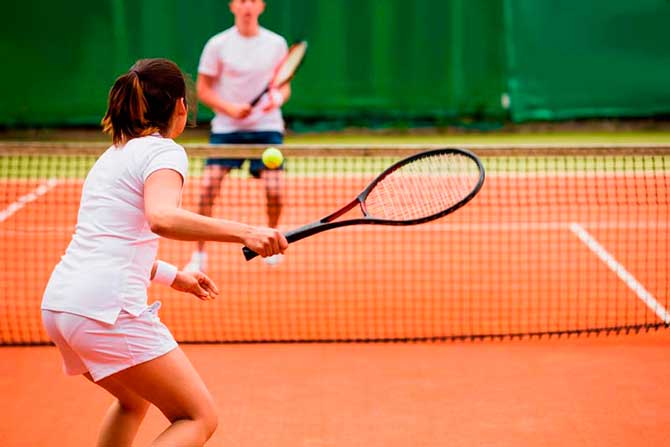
243, 148, 485, 261
249, 40, 308, 107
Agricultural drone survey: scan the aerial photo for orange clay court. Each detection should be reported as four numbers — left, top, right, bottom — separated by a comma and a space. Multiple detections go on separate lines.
0, 146, 668, 446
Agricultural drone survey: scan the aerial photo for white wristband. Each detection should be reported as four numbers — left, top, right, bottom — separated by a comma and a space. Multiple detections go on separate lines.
153, 260, 178, 286
270, 89, 284, 107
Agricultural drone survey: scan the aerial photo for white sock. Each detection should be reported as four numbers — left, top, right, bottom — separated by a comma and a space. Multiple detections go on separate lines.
190, 251, 207, 264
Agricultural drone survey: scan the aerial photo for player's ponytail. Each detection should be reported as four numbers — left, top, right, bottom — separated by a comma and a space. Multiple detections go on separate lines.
102, 58, 195, 146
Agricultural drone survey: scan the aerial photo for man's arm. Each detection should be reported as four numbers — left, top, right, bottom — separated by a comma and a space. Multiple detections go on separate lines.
196, 73, 252, 119
279, 83, 291, 104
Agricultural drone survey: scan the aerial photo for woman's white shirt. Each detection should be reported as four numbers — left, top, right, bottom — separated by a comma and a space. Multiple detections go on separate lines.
41, 135, 188, 324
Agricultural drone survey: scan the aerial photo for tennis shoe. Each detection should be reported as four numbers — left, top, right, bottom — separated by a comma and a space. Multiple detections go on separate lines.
184, 251, 207, 273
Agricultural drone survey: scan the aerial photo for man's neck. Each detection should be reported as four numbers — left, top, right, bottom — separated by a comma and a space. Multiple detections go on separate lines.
235, 21, 260, 37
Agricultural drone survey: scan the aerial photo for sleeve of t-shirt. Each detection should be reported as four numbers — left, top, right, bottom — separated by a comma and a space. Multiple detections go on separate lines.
198, 36, 221, 77
142, 141, 189, 183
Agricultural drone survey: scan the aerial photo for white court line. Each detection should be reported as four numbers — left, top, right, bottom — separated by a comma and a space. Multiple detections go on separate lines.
0, 179, 59, 222
569, 222, 670, 324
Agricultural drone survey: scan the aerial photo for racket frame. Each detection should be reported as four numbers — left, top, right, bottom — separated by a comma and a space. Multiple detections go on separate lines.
249, 40, 308, 107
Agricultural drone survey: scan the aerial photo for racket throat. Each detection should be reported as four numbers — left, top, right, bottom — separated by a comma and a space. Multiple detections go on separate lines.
324, 198, 362, 221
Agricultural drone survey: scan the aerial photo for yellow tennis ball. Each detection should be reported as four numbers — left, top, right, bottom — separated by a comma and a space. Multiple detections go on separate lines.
262, 147, 284, 169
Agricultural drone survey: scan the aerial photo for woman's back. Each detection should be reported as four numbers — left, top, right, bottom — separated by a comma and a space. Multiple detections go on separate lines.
41, 135, 187, 324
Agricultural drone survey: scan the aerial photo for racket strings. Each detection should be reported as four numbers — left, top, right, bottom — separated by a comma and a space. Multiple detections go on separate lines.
364, 153, 481, 221
275, 43, 307, 85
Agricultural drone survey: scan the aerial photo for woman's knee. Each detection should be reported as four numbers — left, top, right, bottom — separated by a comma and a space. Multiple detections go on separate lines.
199, 408, 218, 440
118, 396, 151, 416
170, 406, 218, 441
196, 394, 218, 438
93, 374, 150, 416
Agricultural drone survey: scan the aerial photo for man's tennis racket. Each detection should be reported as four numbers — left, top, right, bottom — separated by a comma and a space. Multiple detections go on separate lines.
249, 40, 308, 107
243, 148, 485, 261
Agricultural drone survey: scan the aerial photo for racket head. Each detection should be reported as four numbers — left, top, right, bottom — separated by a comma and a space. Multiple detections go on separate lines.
358, 148, 485, 224
272, 41, 308, 87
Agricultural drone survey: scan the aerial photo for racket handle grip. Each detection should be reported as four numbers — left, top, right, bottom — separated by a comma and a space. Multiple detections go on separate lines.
241, 221, 323, 261
249, 88, 268, 107
242, 246, 259, 261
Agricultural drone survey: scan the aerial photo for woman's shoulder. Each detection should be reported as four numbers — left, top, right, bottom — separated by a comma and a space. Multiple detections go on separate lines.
125, 136, 188, 179
126, 135, 185, 156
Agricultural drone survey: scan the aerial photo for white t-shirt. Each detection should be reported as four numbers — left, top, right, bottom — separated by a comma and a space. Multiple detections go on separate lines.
41, 135, 189, 324
198, 26, 288, 133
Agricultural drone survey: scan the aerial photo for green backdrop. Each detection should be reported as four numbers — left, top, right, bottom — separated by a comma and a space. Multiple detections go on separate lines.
504, 0, 670, 121
1, 0, 669, 127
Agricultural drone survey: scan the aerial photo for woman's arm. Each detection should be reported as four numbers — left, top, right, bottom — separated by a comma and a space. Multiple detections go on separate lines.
144, 169, 287, 258
151, 260, 220, 300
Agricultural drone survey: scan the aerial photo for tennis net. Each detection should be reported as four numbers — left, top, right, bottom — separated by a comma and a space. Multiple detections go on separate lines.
0, 143, 668, 343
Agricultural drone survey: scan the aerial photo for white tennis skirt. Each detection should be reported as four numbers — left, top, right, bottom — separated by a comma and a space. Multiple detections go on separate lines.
41, 301, 177, 382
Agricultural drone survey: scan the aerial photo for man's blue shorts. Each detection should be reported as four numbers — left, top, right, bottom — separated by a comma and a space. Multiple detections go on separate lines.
206, 131, 284, 178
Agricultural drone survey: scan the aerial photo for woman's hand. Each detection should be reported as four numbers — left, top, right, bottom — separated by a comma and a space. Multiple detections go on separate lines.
171, 270, 220, 301
242, 225, 288, 258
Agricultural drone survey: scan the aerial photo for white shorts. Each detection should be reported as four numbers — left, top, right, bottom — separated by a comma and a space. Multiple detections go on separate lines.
41, 301, 178, 382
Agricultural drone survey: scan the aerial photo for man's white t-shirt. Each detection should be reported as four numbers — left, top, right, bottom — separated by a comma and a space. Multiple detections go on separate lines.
198, 26, 288, 133
41, 135, 188, 324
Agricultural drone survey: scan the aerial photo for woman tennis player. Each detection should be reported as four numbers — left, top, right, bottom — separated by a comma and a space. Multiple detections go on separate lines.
41, 58, 287, 446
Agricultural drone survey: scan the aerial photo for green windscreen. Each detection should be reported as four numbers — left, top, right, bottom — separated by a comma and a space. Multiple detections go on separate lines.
2, 0, 669, 126
0, 0, 506, 126
503, 0, 670, 122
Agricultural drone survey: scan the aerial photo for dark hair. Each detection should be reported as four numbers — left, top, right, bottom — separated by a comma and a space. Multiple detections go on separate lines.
101, 58, 196, 145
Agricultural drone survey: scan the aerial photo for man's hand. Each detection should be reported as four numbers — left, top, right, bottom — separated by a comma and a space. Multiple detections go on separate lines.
261, 89, 284, 112
223, 102, 252, 119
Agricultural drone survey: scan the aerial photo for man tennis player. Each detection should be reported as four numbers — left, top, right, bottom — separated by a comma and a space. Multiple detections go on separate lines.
186, 0, 291, 271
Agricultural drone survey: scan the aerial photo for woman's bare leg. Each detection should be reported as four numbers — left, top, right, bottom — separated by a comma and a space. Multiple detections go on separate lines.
94, 347, 218, 446
84, 373, 150, 447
